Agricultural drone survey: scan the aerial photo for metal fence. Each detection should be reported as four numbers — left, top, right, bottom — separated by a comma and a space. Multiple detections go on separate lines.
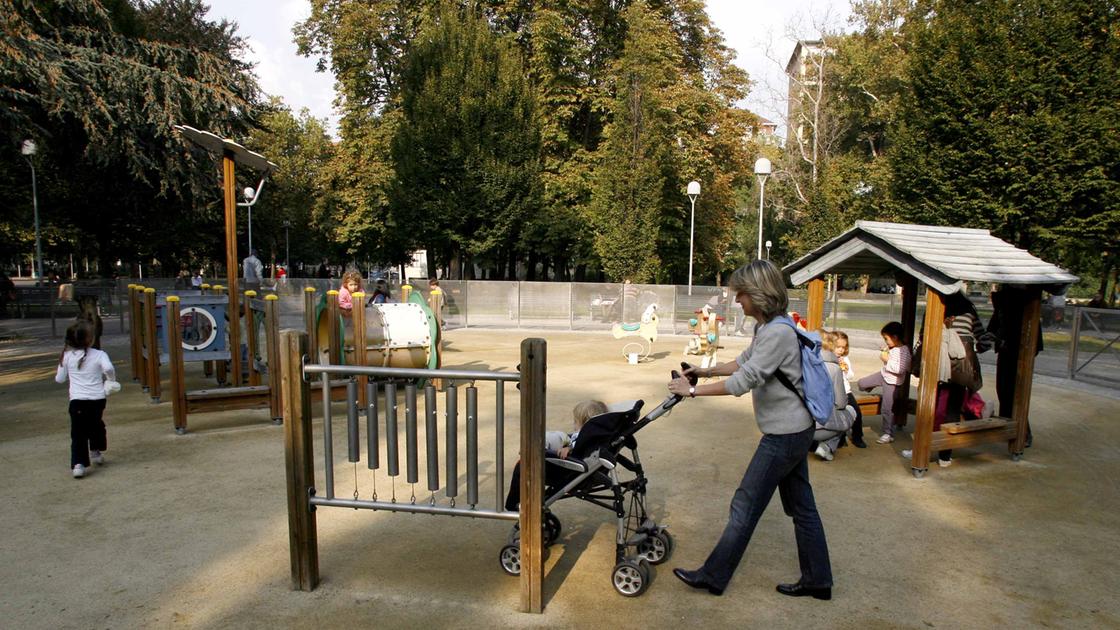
10, 277, 1115, 387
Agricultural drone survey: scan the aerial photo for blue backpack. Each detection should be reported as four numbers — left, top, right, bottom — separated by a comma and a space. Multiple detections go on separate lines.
770, 316, 834, 425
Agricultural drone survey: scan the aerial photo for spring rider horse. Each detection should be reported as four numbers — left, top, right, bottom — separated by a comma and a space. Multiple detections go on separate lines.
684, 304, 723, 370
612, 303, 658, 362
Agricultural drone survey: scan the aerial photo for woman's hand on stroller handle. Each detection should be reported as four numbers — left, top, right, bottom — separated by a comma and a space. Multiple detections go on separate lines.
668, 363, 699, 401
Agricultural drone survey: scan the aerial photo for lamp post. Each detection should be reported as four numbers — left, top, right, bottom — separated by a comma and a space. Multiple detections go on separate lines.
21, 140, 44, 283
754, 158, 771, 261
686, 180, 701, 295
283, 220, 291, 274
765, 240, 772, 260
242, 186, 256, 253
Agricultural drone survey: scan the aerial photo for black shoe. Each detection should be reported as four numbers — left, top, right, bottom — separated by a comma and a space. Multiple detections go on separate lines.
851, 435, 867, 449
1025, 430, 1033, 448
673, 568, 724, 596
838, 434, 848, 449
776, 582, 831, 600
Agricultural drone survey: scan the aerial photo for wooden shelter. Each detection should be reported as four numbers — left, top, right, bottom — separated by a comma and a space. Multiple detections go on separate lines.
174, 125, 277, 388
783, 221, 1078, 477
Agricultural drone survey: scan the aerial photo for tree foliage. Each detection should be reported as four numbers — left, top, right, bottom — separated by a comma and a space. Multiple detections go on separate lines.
0, 0, 263, 274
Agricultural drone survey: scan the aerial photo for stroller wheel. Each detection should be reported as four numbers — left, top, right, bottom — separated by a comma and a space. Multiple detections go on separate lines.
638, 530, 674, 565
499, 544, 521, 576
611, 560, 650, 597
544, 512, 562, 545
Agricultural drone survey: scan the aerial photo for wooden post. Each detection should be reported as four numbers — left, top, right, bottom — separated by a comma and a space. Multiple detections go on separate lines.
911, 288, 944, 476
806, 278, 826, 330
282, 330, 319, 591
1010, 289, 1042, 456
352, 293, 368, 408
245, 291, 260, 386
265, 295, 282, 423
428, 288, 444, 390
212, 284, 228, 383
519, 338, 546, 614
327, 290, 341, 365
1067, 306, 1082, 379
167, 296, 188, 434
144, 288, 161, 403
897, 274, 919, 427
303, 287, 319, 361
128, 285, 142, 383
222, 152, 242, 388
201, 284, 214, 378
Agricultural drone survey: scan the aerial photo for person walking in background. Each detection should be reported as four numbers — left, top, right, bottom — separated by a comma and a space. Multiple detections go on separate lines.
667, 260, 832, 600
55, 321, 118, 479
242, 249, 263, 292
367, 278, 391, 305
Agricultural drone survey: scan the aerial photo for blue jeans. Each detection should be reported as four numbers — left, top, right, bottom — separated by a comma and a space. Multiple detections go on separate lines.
698, 426, 832, 590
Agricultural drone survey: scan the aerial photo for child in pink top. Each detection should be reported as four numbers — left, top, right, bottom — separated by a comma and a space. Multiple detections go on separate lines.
337, 270, 363, 318
857, 321, 911, 443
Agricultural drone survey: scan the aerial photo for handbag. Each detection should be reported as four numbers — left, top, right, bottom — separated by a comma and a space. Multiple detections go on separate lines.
949, 340, 982, 391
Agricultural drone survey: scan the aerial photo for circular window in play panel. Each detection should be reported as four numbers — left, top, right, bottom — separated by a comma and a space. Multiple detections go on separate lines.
180, 306, 217, 351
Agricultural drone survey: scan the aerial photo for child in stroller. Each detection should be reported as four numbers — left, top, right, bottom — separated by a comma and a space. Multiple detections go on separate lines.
498, 367, 697, 597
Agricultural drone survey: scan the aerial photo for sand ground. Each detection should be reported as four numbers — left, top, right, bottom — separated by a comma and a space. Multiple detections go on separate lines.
0, 318, 1117, 629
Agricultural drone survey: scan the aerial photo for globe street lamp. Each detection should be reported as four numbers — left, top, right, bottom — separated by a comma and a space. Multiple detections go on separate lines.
686, 180, 701, 295
766, 239, 773, 260
754, 158, 771, 261
20, 140, 44, 283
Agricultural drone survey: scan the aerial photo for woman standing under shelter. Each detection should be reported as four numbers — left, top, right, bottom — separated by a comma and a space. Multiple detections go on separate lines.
667, 260, 833, 599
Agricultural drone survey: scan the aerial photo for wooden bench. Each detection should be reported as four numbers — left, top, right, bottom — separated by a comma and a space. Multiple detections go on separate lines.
186, 385, 271, 414
855, 393, 882, 416
941, 417, 1009, 434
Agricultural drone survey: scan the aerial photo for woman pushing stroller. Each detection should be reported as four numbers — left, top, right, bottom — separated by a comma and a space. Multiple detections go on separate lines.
667, 260, 833, 599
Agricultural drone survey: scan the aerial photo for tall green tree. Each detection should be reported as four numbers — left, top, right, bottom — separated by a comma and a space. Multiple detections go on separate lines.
891, 0, 1119, 270
0, 0, 262, 274
390, 2, 541, 278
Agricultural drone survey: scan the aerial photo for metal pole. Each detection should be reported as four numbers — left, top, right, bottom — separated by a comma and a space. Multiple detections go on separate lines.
248, 204, 253, 255
30, 161, 43, 283
285, 223, 290, 273
757, 176, 767, 261
688, 197, 696, 296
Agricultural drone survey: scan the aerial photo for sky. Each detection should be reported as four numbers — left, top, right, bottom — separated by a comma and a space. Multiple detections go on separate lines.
204, 0, 853, 137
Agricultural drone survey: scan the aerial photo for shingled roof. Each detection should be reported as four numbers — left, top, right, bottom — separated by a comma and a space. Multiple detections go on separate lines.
783, 221, 1079, 294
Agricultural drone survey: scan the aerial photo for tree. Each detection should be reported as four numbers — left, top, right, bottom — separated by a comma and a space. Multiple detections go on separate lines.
0, 0, 263, 274
891, 0, 1120, 273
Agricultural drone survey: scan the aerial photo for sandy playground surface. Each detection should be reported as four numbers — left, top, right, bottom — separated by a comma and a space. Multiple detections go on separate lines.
0, 319, 1118, 629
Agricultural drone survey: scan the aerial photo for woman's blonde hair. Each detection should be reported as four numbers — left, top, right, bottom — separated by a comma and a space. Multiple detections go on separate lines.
341, 270, 363, 291
572, 400, 608, 428
728, 260, 789, 321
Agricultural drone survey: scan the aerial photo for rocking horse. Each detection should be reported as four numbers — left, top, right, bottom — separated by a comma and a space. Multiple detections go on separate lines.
684, 303, 723, 370
611, 303, 658, 362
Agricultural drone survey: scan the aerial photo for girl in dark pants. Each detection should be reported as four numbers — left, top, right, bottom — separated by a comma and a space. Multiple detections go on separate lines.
55, 322, 116, 478
667, 260, 832, 599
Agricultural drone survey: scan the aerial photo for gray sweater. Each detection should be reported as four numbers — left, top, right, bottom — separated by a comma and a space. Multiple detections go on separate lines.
725, 319, 814, 435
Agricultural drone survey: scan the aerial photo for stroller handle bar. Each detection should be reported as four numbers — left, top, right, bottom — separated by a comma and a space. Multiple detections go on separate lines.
610, 364, 698, 448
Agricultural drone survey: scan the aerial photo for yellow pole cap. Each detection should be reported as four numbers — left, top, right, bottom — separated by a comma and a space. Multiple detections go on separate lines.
144, 287, 156, 294
167, 295, 180, 302
245, 290, 257, 297
431, 288, 442, 295
127, 283, 137, 289
201, 283, 211, 289
265, 294, 279, 301
327, 290, 339, 296
353, 292, 365, 298
305, 287, 317, 292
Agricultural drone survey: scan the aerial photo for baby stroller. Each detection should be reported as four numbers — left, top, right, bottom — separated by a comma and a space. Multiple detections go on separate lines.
498, 368, 696, 597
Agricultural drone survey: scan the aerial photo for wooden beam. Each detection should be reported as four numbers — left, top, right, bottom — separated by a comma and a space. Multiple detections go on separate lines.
265, 295, 282, 423
214, 285, 228, 386
352, 292, 367, 409
167, 297, 187, 433
282, 330, 319, 591
911, 287, 944, 474
806, 278, 826, 330
245, 291, 260, 386
519, 338, 546, 614
128, 285, 142, 383
1010, 288, 1042, 455
303, 287, 318, 361
327, 290, 341, 365
144, 288, 161, 403
930, 424, 1018, 451
222, 152, 242, 387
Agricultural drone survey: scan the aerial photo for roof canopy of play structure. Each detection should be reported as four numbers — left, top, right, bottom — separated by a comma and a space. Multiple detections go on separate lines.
782, 221, 1077, 478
